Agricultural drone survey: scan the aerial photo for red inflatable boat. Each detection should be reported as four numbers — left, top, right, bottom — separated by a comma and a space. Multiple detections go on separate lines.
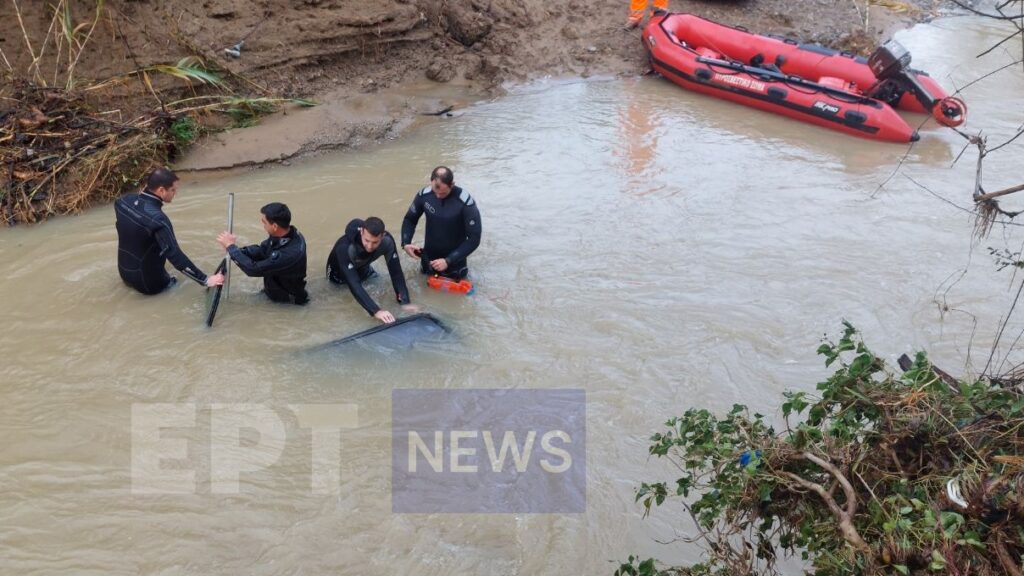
642, 12, 966, 143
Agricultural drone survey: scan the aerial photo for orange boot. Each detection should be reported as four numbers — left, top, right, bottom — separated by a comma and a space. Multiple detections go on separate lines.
627, 0, 669, 28
626, 0, 645, 28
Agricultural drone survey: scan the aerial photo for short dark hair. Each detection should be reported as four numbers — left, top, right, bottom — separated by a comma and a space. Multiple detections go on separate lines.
146, 168, 178, 192
363, 216, 385, 236
261, 202, 291, 228
430, 166, 454, 186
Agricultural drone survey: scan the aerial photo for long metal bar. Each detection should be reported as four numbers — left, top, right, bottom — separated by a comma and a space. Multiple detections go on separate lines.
225, 193, 234, 300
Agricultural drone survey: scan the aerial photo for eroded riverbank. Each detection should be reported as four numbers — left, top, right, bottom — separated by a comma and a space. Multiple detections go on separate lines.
1, 0, 944, 187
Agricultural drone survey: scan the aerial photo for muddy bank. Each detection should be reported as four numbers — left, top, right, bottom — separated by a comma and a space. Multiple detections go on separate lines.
2, 0, 946, 185
171, 0, 941, 171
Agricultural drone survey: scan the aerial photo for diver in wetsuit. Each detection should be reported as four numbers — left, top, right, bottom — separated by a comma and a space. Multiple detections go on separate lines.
115, 168, 224, 295
400, 166, 482, 280
217, 202, 309, 305
326, 217, 412, 324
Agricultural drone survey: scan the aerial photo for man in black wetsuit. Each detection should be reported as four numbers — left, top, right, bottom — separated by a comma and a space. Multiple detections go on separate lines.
326, 216, 411, 324
217, 202, 309, 305
401, 166, 482, 279
115, 168, 224, 295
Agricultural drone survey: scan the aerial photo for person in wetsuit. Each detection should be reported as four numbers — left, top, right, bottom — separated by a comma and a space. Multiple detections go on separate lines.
115, 168, 224, 295
217, 202, 309, 305
326, 217, 411, 324
401, 166, 482, 280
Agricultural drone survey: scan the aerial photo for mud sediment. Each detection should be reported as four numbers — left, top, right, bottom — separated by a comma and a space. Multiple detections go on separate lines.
0, 0, 944, 213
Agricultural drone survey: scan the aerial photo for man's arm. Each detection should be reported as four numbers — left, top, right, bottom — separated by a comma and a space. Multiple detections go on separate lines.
384, 236, 410, 305
334, 240, 383, 316
445, 201, 482, 265
239, 243, 266, 259
401, 192, 425, 247
227, 240, 298, 278
154, 224, 207, 285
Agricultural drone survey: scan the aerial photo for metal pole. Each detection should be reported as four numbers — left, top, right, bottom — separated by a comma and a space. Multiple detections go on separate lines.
225, 193, 234, 300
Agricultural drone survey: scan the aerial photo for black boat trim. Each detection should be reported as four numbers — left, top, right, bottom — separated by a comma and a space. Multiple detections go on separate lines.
649, 51, 885, 136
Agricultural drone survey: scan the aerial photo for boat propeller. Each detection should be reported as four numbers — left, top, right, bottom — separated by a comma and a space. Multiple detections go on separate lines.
869, 40, 968, 130
933, 96, 967, 128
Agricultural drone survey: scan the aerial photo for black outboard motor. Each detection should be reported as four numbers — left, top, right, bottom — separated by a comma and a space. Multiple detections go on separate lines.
867, 40, 966, 127
868, 40, 912, 81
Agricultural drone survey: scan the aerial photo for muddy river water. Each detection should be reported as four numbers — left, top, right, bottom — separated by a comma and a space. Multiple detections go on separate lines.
1, 14, 1023, 576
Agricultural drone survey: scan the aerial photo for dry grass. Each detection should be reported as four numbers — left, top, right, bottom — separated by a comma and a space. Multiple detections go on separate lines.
0, 0, 313, 225
0, 81, 172, 224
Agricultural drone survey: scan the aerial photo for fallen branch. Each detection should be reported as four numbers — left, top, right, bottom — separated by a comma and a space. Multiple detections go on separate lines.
994, 531, 1024, 576
896, 353, 961, 389
976, 183, 1024, 202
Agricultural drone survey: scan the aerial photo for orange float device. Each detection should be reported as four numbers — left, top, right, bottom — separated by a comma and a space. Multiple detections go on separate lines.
427, 275, 475, 295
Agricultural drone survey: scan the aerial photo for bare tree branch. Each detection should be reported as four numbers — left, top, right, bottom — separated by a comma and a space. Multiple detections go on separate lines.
949, 0, 1024, 20
988, 124, 1024, 154
781, 452, 871, 554
955, 58, 1024, 94
976, 183, 1024, 202
977, 26, 1023, 58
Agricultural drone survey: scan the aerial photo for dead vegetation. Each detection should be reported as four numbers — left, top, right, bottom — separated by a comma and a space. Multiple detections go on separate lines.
0, 0, 311, 225
0, 79, 173, 223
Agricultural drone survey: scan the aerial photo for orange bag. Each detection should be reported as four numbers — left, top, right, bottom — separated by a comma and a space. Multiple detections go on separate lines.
427, 275, 475, 295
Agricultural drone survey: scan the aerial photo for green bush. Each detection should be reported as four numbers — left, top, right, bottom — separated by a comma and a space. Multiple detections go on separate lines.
169, 116, 199, 145
621, 322, 1024, 576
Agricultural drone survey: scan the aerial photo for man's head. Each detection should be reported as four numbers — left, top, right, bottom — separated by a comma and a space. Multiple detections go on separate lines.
360, 216, 386, 252
430, 166, 454, 199
260, 202, 292, 236
145, 168, 179, 203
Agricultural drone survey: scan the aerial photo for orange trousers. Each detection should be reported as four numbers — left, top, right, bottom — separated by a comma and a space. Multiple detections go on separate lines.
629, 0, 668, 20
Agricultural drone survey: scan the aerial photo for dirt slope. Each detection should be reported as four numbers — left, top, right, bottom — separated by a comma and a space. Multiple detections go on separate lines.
1, 0, 939, 173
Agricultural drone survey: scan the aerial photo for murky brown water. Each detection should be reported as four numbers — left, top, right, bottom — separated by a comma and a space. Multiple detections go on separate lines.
2, 14, 1023, 575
